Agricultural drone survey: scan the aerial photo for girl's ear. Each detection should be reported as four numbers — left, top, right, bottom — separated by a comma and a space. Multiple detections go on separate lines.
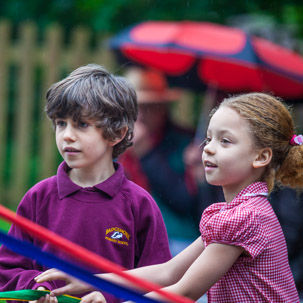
253, 147, 272, 168
109, 127, 128, 147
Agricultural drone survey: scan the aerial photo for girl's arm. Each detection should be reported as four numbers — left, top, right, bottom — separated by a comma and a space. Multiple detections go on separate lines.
144, 243, 244, 302
35, 237, 204, 296
80, 242, 244, 303
36, 239, 244, 302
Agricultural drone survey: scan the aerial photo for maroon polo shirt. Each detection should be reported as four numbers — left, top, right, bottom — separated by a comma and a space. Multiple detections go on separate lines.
0, 161, 171, 302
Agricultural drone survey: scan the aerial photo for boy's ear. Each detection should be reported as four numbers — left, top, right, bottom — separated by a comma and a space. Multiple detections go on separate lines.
109, 127, 128, 147
253, 147, 272, 168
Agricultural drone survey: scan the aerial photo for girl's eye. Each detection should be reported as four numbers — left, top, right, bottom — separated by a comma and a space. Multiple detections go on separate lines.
203, 137, 211, 145
221, 138, 231, 144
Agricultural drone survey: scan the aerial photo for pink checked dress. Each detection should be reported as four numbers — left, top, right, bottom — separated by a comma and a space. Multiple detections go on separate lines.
199, 182, 299, 302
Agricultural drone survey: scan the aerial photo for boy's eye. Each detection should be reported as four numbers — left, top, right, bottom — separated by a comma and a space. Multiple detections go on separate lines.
78, 121, 89, 128
56, 120, 66, 127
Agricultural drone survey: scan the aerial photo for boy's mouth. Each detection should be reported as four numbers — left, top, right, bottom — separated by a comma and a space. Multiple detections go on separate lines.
64, 147, 80, 153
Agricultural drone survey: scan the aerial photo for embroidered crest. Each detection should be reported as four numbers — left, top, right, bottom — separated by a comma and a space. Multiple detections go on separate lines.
105, 227, 130, 246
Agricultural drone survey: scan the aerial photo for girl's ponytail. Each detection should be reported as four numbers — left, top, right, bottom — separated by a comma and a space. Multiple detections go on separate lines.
276, 141, 303, 189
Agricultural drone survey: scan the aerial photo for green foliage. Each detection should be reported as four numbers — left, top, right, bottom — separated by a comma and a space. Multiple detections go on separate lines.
0, 0, 302, 38
282, 4, 303, 37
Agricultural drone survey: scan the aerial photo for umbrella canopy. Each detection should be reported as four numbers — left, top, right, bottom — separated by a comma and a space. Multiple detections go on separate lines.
109, 21, 303, 100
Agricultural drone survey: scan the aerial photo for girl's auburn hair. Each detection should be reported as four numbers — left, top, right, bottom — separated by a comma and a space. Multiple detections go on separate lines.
215, 92, 303, 193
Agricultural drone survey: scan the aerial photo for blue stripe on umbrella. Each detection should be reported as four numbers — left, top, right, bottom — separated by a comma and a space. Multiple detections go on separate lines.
0, 230, 164, 303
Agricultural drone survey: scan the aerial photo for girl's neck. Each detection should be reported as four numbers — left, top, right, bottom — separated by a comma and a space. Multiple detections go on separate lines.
223, 179, 260, 203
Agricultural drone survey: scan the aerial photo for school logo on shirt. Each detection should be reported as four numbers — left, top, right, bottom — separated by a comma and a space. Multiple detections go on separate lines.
105, 227, 130, 246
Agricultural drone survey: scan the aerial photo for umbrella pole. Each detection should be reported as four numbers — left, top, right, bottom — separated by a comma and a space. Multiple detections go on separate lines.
194, 86, 218, 144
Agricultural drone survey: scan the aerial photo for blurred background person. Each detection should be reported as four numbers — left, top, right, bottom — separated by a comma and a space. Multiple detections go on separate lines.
119, 67, 198, 253
269, 188, 303, 297
119, 67, 223, 255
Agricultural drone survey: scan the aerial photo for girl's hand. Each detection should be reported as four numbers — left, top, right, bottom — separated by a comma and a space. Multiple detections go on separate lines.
36, 292, 58, 303
28, 286, 58, 303
79, 291, 106, 303
35, 269, 92, 297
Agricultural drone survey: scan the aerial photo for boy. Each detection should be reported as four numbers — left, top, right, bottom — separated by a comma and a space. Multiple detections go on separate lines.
0, 64, 171, 303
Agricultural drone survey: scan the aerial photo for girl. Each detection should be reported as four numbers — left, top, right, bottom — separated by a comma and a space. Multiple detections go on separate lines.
36, 93, 302, 302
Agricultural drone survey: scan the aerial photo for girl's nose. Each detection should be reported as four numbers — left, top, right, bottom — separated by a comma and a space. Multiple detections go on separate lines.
203, 141, 215, 155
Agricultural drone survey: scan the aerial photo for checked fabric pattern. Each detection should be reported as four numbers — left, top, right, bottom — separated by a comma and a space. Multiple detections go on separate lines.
199, 182, 299, 302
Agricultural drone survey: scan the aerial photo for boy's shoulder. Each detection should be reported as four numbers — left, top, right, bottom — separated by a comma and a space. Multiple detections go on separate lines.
26, 175, 58, 197
120, 177, 157, 206
121, 177, 151, 197
17, 175, 59, 213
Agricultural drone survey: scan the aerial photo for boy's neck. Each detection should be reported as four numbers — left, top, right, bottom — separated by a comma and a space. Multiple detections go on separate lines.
68, 163, 115, 187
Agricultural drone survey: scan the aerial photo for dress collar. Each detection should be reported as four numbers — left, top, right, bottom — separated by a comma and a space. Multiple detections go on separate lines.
220, 182, 268, 212
235, 182, 268, 200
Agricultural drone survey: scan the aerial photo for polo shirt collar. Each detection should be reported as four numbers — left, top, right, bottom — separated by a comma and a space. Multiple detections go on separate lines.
57, 161, 124, 199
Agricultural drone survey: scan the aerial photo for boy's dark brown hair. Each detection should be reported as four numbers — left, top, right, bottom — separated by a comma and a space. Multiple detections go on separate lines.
45, 64, 138, 158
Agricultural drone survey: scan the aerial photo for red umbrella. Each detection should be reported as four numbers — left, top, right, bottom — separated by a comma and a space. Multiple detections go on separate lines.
109, 21, 303, 100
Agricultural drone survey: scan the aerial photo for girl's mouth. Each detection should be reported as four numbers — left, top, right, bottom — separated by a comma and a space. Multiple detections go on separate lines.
204, 160, 217, 168
204, 160, 217, 171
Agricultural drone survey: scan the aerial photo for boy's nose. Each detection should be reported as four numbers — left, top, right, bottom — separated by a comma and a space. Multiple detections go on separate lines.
63, 125, 76, 141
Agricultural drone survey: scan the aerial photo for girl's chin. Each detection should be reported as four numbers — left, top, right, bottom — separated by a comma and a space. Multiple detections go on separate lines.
205, 178, 221, 187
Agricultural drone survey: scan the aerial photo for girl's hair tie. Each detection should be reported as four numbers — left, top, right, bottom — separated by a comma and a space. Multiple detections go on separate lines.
290, 134, 303, 146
